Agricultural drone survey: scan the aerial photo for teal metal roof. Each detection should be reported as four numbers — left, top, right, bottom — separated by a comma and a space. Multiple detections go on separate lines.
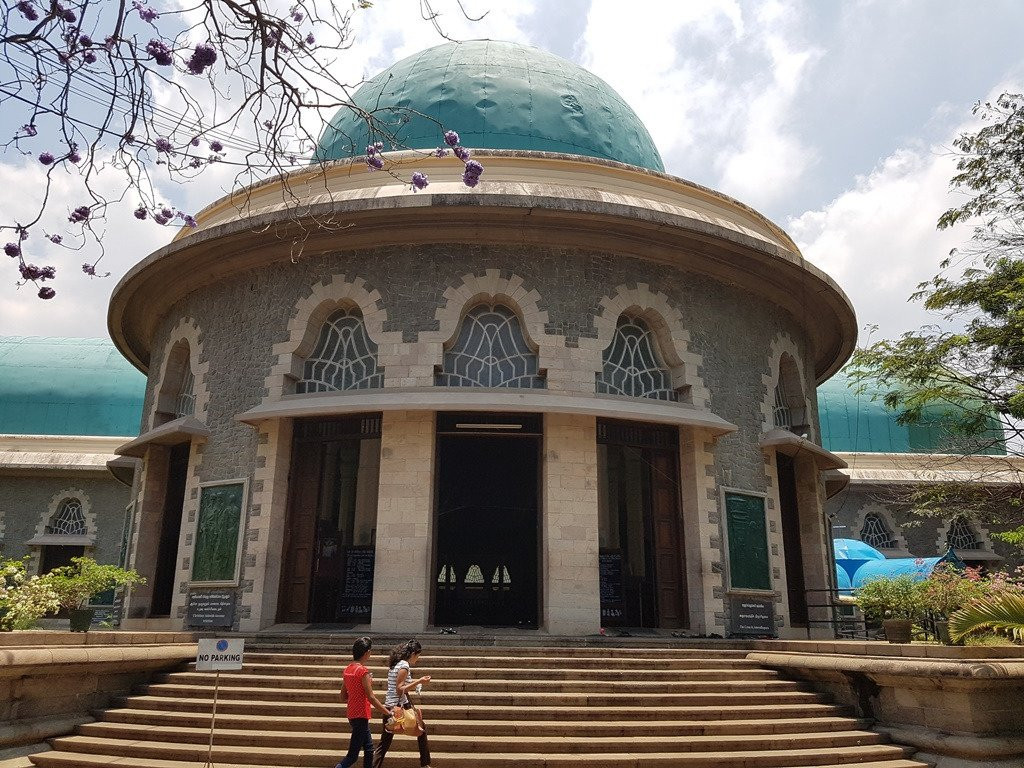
315, 40, 665, 172
0, 337, 144, 437
817, 371, 1005, 455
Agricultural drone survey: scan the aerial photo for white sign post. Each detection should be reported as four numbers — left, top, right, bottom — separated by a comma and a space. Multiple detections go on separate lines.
196, 638, 244, 768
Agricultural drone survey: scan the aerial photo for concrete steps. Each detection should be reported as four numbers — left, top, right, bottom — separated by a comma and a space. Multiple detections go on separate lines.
29, 644, 932, 768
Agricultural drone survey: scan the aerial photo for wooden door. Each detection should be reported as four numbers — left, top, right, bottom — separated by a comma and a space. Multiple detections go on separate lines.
277, 440, 322, 624
777, 454, 809, 627
650, 450, 686, 628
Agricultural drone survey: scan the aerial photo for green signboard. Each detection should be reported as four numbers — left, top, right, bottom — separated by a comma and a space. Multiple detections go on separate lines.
192, 482, 245, 583
724, 492, 771, 591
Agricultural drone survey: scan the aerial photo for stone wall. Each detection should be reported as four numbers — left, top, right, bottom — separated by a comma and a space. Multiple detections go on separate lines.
0, 473, 131, 569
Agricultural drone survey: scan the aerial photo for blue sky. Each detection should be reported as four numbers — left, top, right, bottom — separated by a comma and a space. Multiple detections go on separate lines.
2, 0, 1023, 346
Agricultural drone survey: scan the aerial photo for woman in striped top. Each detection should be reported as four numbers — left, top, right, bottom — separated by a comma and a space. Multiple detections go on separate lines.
373, 639, 432, 768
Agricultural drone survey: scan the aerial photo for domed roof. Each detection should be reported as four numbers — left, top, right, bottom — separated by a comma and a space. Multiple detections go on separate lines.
0, 337, 145, 437
817, 370, 1005, 455
315, 40, 664, 172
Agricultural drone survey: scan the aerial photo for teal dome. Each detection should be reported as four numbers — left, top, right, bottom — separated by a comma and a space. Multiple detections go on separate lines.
0, 337, 145, 437
817, 371, 1005, 455
315, 40, 665, 172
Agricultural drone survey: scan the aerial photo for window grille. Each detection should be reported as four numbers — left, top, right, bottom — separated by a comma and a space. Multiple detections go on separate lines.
46, 498, 86, 536
947, 518, 983, 551
436, 304, 545, 388
174, 370, 195, 418
596, 316, 677, 401
298, 308, 384, 393
860, 513, 898, 549
773, 383, 792, 428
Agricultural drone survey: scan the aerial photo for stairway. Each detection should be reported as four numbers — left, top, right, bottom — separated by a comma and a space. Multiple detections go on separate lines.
29, 643, 930, 768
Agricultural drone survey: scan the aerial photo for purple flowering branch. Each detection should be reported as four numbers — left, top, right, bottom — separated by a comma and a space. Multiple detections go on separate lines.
0, 0, 482, 300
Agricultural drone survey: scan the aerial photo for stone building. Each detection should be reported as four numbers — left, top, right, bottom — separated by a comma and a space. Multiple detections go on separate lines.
820, 372, 1023, 570
0, 337, 142, 578
104, 41, 855, 637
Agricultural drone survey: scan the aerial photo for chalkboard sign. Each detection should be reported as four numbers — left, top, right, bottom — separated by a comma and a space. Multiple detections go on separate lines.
728, 594, 775, 636
599, 550, 625, 624
192, 482, 245, 583
186, 590, 236, 627
724, 492, 771, 591
337, 547, 374, 619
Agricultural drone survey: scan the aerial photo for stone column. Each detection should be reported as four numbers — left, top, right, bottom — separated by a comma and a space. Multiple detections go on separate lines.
678, 427, 724, 634
795, 453, 833, 638
542, 413, 600, 636
239, 418, 294, 631
371, 410, 435, 633
123, 445, 169, 620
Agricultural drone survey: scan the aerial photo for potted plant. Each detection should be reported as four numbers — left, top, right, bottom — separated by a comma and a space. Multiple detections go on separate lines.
43, 557, 144, 632
919, 563, 984, 644
0, 558, 59, 631
855, 574, 923, 643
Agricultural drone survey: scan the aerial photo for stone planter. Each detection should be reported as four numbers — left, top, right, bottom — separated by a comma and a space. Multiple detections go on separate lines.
68, 608, 95, 632
883, 618, 913, 644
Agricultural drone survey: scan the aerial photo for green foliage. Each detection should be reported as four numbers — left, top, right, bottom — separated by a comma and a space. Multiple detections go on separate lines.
855, 575, 924, 622
949, 593, 1024, 643
42, 557, 144, 612
849, 92, 1024, 546
918, 563, 985, 617
0, 558, 59, 631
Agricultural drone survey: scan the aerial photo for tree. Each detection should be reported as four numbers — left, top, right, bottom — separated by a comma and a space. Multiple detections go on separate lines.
0, 0, 483, 299
851, 93, 1024, 550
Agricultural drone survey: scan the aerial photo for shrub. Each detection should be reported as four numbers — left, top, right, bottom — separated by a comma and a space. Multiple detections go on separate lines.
855, 574, 924, 622
0, 558, 59, 630
43, 557, 144, 612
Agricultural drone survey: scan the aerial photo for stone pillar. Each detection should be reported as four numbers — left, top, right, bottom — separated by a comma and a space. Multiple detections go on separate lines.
678, 427, 724, 634
370, 411, 435, 633
795, 453, 833, 638
239, 418, 294, 631
542, 413, 600, 636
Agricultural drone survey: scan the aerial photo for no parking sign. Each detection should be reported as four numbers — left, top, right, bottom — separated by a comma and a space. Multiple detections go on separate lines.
196, 637, 245, 671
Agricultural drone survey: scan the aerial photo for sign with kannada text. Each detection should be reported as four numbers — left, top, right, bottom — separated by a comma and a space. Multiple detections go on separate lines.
196, 637, 245, 671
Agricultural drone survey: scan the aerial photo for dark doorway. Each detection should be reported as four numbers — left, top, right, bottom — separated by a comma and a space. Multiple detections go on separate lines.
597, 419, 686, 629
39, 545, 85, 574
278, 416, 382, 625
434, 414, 540, 628
776, 453, 808, 628
151, 442, 190, 617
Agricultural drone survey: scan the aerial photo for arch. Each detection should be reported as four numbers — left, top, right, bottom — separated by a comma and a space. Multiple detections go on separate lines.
850, 502, 909, 554
264, 274, 401, 400
761, 334, 813, 438
436, 302, 545, 389
589, 283, 708, 408
26, 488, 97, 574
596, 314, 678, 401
297, 307, 384, 392
938, 516, 993, 554
149, 317, 210, 429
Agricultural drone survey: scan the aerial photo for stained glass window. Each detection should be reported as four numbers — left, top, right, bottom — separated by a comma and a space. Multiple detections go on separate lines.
947, 518, 983, 551
436, 304, 545, 388
47, 498, 86, 535
860, 513, 897, 549
174, 370, 195, 418
596, 316, 677, 401
298, 308, 384, 393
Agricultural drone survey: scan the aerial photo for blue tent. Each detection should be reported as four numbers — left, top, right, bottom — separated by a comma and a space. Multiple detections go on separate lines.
835, 562, 854, 596
833, 538, 886, 581
850, 550, 966, 589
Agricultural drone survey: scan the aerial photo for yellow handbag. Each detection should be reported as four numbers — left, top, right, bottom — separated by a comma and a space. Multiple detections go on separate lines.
385, 706, 424, 736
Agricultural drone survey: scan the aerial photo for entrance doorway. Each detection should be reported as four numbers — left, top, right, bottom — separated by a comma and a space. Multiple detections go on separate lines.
151, 442, 190, 617
597, 419, 686, 629
433, 413, 540, 628
278, 416, 382, 624
776, 453, 809, 627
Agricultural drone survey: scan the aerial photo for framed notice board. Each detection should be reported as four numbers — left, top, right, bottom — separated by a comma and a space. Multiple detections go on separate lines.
723, 491, 771, 591
192, 479, 247, 584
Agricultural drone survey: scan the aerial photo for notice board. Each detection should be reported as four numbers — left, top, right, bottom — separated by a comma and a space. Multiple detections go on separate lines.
724, 491, 771, 591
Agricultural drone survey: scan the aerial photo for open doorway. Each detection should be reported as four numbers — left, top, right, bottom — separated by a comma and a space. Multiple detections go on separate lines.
433, 413, 540, 628
597, 419, 686, 629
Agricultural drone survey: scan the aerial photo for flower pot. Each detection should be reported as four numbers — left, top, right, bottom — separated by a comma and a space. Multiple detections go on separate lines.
68, 608, 95, 632
882, 618, 913, 644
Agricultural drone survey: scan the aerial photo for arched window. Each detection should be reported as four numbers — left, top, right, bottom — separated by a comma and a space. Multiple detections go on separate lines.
155, 339, 196, 425
436, 304, 545, 388
860, 513, 897, 550
596, 315, 677, 401
46, 498, 86, 536
298, 308, 384, 393
773, 354, 808, 433
175, 370, 195, 418
947, 518, 983, 551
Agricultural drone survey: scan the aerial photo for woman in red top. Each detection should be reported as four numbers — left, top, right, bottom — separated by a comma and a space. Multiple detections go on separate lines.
337, 637, 390, 768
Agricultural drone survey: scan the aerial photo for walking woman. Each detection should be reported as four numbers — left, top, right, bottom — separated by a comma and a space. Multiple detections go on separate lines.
374, 639, 432, 768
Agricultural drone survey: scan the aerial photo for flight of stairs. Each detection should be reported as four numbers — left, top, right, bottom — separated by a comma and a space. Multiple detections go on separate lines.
29, 643, 931, 768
